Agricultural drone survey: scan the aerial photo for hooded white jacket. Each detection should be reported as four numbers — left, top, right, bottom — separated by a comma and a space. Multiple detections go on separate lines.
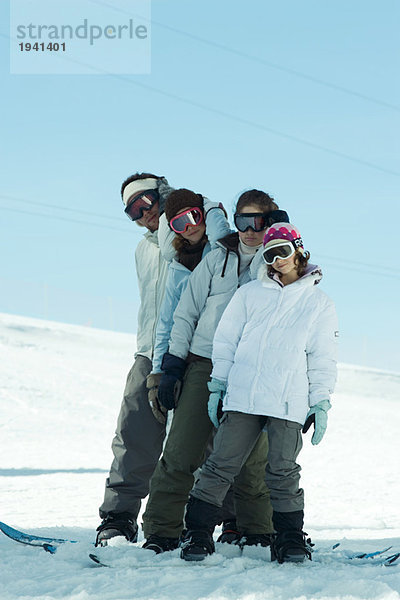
211, 264, 338, 425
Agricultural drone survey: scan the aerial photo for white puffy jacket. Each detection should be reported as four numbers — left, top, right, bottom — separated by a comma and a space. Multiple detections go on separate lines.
211, 264, 338, 425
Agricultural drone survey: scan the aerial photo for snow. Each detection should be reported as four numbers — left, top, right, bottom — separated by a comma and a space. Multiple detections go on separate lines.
0, 312, 399, 600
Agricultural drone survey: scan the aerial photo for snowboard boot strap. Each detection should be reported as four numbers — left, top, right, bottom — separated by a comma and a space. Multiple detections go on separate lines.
142, 535, 180, 554
271, 530, 313, 563
237, 533, 273, 550
95, 514, 138, 546
216, 520, 241, 544
180, 529, 215, 562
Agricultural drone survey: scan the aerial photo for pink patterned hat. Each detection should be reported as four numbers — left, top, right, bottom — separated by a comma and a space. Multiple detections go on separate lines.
263, 222, 303, 248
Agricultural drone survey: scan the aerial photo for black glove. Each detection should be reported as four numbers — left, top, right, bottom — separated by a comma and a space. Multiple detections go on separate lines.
158, 353, 187, 410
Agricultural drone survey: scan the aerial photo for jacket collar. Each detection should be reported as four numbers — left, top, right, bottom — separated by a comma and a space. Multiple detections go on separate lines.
144, 229, 159, 246
258, 263, 323, 288
215, 231, 240, 252
170, 258, 191, 272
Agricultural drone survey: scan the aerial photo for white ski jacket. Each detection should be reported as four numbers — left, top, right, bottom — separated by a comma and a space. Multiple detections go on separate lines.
211, 264, 338, 425
134, 226, 172, 359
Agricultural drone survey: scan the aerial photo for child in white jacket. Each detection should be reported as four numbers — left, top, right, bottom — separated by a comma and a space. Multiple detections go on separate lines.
180, 222, 338, 563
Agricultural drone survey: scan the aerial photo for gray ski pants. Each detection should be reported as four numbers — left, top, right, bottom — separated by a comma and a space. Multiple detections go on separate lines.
192, 411, 304, 513
99, 354, 166, 520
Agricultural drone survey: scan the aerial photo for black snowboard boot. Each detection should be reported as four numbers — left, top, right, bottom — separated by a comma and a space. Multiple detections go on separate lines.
237, 533, 273, 550
180, 529, 215, 561
180, 495, 220, 560
142, 535, 180, 554
95, 513, 138, 547
270, 530, 312, 563
216, 520, 241, 544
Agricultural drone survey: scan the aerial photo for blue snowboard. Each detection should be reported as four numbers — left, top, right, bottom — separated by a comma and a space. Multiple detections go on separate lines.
0, 520, 77, 554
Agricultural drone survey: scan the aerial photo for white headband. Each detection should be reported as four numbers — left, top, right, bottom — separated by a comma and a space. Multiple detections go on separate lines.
122, 178, 158, 206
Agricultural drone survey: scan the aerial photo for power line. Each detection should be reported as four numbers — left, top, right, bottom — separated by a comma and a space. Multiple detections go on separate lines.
104, 77, 400, 177
0, 205, 136, 235
0, 194, 125, 222
315, 253, 400, 274
321, 265, 400, 281
90, 0, 400, 113
1, 31, 398, 177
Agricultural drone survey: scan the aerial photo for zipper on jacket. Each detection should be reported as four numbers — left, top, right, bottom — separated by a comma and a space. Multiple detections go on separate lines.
280, 374, 293, 415
151, 248, 162, 357
221, 249, 229, 278
248, 287, 284, 411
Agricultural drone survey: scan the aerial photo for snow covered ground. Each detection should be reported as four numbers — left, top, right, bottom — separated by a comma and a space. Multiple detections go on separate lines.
0, 312, 399, 600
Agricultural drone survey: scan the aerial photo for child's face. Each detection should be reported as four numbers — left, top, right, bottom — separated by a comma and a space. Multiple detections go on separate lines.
177, 206, 206, 245
237, 204, 268, 247
272, 251, 297, 277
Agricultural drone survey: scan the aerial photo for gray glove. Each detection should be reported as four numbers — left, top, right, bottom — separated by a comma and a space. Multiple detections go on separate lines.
157, 177, 174, 214
146, 373, 168, 425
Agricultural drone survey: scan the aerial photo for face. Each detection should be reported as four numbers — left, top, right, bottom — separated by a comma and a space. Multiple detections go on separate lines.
137, 201, 160, 232
175, 206, 206, 245
270, 246, 298, 277
237, 203, 268, 246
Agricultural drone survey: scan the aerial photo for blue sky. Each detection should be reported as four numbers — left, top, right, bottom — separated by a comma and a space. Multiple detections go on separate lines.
1, 0, 399, 371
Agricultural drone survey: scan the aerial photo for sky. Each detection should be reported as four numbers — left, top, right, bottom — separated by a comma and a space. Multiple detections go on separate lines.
0, 0, 399, 371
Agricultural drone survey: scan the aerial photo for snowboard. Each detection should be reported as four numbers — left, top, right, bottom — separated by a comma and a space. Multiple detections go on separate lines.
0, 521, 78, 554
88, 541, 400, 568
1, 521, 398, 568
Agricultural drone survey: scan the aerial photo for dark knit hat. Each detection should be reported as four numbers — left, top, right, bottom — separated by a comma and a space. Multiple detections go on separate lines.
165, 188, 204, 224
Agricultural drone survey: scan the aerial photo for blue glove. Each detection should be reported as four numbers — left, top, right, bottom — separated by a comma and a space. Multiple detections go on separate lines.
207, 378, 227, 428
158, 353, 187, 410
302, 399, 331, 445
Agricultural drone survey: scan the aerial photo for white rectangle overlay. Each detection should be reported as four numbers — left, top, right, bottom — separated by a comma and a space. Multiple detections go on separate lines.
10, 0, 151, 75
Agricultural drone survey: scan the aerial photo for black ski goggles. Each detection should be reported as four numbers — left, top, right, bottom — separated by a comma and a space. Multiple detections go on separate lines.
124, 189, 159, 221
234, 209, 289, 233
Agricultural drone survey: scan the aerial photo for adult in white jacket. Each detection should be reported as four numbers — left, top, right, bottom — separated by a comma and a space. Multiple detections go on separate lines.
96, 172, 175, 546
181, 222, 338, 564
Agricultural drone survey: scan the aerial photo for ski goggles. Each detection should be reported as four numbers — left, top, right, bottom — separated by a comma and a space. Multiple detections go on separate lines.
124, 189, 159, 221
169, 207, 204, 233
262, 241, 296, 265
234, 209, 289, 233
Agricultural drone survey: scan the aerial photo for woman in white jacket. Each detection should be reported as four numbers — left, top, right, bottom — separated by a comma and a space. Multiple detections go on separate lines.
180, 222, 338, 564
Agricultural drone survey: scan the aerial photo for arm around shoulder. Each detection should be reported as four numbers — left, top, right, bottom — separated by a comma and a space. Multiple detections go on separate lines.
203, 198, 232, 247
158, 212, 176, 262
